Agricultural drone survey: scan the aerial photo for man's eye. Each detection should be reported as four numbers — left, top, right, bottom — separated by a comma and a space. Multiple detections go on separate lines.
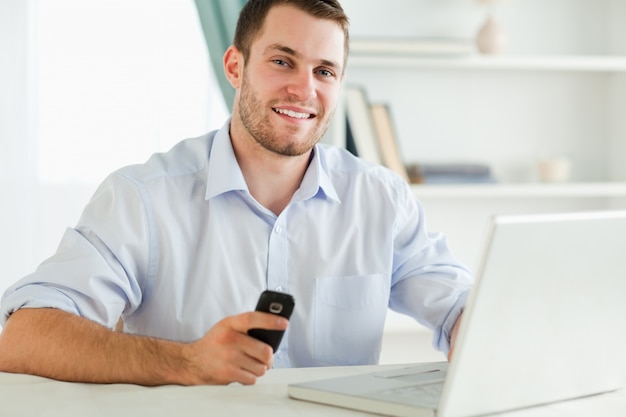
273, 59, 289, 67
317, 69, 333, 78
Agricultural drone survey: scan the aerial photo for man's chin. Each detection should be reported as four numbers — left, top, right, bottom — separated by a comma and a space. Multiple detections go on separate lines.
271, 130, 324, 156
266, 141, 315, 158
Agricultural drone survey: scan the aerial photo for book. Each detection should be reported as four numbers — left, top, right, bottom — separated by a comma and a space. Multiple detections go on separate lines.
345, 115, 358, 157
369, 103, 410, 182
407, 162, 496, 184
319, 88, 346, 149
350, 37, 474, 57
344, 86, 382, 165
412, 174, 497, 184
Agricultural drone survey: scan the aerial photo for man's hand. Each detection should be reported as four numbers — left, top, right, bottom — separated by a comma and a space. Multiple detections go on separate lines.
447, 312, 463, 362
179, 311, 288, 385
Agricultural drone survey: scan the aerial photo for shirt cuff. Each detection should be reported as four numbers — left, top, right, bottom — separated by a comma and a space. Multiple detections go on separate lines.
434, 289, 469, 355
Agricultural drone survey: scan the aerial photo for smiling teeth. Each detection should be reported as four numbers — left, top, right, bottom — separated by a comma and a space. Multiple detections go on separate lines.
274, 108, 312, 119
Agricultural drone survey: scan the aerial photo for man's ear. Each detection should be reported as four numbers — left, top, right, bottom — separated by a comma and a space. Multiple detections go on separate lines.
223, 45, 243, 89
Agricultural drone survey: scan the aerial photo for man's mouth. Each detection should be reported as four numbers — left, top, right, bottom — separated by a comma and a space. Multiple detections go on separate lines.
273, 107, 315, 119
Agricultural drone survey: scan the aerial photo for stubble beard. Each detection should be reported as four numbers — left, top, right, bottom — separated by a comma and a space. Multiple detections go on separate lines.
238, 71, 334, 157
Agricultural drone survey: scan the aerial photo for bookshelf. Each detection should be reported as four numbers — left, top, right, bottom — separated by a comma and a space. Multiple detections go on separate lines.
338, 0, 626, 332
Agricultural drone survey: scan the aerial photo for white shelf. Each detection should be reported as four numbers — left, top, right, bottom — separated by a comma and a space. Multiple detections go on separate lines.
349, 54, 626, 72
343, 0, 626, 269
411, 182, 626, 199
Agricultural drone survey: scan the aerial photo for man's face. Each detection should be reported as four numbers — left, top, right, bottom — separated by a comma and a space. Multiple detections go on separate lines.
235, 5, 345, 157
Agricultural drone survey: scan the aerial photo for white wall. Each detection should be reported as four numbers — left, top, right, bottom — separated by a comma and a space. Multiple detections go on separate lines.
0, 0, 39, 296
0, 1, 227, 311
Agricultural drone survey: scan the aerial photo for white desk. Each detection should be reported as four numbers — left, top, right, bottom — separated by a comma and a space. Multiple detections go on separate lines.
1, 364, 625, 417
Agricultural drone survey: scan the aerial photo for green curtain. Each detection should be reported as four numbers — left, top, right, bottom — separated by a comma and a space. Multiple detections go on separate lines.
194, 0, 247, 110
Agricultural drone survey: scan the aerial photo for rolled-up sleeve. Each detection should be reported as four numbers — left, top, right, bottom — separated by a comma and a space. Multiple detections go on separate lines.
1, 172, 150, 328
389, 182, 473, 355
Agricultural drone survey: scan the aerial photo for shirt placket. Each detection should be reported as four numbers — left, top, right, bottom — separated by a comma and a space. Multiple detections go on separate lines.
267, 213, 291, 367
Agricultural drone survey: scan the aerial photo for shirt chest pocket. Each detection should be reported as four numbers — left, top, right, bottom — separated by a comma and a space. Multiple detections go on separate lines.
314, 274, 389, 365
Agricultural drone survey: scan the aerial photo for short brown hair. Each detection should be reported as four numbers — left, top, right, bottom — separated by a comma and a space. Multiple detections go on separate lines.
233, 0, 349, 68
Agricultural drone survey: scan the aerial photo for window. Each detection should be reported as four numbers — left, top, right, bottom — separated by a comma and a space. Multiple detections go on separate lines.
37, 0, 229, 184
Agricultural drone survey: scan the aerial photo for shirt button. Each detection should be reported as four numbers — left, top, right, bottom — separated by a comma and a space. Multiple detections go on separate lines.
275, 286, 284, 292
275, 225, 282, 234
276, 351, 283, 359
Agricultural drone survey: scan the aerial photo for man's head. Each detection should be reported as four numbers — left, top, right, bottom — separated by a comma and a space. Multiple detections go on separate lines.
234, 0, 349, 71
224, 0, 349, 158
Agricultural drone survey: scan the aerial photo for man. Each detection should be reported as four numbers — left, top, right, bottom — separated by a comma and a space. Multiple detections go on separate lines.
0, 0, 471, 386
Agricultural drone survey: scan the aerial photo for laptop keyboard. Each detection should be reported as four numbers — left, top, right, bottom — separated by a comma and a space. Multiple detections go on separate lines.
372, 381, 444, 409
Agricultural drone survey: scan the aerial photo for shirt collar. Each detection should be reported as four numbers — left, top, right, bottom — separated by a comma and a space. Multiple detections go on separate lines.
297, 145, 341, 204
205, 119, 248, 200
204, 119, 340, 204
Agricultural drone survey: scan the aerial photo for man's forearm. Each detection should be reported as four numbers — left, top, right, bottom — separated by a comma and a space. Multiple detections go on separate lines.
0, 308, 188, 385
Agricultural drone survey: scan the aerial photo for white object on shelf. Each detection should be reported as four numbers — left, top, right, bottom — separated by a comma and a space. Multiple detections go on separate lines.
476, 14, 508, 54
537, 157, 572, 183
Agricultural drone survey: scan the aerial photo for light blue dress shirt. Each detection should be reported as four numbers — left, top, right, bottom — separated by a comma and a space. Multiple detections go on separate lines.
1, 120, 472, 367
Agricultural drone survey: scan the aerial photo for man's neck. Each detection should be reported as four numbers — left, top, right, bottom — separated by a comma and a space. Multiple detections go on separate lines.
244, 153, 311, 216
230, 132, 312, 216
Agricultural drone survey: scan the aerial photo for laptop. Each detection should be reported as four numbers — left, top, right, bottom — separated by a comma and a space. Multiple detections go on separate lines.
288, 211, 626, 417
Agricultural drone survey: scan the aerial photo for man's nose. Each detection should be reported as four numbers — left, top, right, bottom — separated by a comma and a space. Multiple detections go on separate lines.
286, 70, 316, 101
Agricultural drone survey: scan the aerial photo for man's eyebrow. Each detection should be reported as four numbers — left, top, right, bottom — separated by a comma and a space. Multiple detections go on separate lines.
264, 43, 342, 71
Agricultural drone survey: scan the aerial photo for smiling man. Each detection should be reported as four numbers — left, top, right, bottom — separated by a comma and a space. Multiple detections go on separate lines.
225, 2, 346, 215
0, 0, 472, 386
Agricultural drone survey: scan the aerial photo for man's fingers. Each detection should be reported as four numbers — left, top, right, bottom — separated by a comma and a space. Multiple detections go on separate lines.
226, 311, 289, 334
213, 346, 271, 385
212, 314, 280, 365
181, 312, 288, 385
228, 328, 276, 366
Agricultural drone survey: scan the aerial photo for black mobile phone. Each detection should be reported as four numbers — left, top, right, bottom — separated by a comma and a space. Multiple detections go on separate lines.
247, 290, 295, 352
